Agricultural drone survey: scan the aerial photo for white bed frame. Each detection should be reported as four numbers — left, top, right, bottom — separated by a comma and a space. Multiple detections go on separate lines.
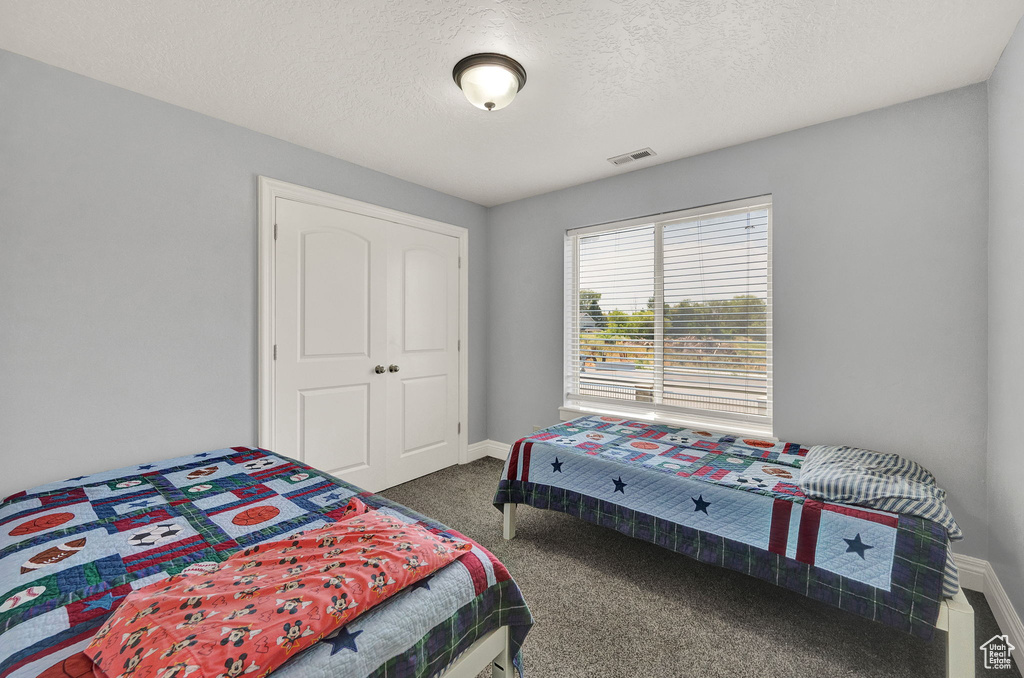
502, 503, 975, 678
440, 624, 515, 678
935, 588, 976, 678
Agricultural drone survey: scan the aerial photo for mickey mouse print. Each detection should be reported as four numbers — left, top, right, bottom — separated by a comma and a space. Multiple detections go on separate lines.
84, 498, 471, 678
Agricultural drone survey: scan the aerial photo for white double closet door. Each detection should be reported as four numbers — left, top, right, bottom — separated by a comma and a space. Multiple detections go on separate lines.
273, 197, 461, 492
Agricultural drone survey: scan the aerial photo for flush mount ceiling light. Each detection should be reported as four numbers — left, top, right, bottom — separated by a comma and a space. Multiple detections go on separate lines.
452, 53, 527, 111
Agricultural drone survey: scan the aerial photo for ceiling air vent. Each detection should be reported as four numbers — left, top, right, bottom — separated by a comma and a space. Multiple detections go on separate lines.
607, 147, 657, 166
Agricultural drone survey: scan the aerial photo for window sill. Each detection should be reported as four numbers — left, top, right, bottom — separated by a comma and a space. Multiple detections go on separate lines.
558, 403, 775, 440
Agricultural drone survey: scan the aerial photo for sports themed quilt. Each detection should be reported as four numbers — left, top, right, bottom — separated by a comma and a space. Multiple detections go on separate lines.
0, 447, 532, 678
494, 416, 949, 640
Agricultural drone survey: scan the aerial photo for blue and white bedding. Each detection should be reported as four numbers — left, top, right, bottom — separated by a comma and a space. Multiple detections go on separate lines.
494, 416, 955, 639
800, 444, 962, 597
0, 447, 532, 677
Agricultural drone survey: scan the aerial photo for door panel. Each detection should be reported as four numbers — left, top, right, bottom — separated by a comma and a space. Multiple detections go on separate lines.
300, 385, 369, 473
386, 225, 460, 486
301, 230, 369, 358
401, 375, 448, 454
403, 249, 447, 352
274, 198, 388, 491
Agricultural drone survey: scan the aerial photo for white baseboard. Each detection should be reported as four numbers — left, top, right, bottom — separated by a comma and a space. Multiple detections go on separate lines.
467, 440, 509, 463
955, 553, 1024, 660
953, 553, 988, 592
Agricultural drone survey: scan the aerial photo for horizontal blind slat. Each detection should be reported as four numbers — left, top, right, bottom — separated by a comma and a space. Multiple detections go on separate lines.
568, 199, 771, 425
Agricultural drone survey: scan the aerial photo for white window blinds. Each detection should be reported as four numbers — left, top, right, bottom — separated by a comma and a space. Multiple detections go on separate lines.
564, 196, 772, 433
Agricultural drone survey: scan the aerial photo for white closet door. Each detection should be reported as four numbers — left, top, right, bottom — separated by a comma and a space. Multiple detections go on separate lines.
385, 224, 461, 486
273, 198, 389, 491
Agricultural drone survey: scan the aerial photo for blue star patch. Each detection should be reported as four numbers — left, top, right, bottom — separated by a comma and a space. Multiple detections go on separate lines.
82, 592, 119, 612
691, 495, 711, 514
612, 477, 627, 493
551, 458, 563, 472
843, 533, 873, 559
325, 627, 362, 655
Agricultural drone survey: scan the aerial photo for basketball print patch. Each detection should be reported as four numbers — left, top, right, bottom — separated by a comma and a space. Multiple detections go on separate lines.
232, 506, 281, 526
37, 653, 95, 678
9, 512, 75, 536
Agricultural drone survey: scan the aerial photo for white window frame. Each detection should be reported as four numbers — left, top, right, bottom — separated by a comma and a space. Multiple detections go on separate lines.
563, 195, 773, 437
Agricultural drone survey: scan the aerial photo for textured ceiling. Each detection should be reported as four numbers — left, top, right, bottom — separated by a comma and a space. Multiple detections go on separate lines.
1, 1, 1022, 206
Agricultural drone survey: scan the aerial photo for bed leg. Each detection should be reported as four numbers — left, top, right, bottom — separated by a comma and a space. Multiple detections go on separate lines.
945, 589, 975, 678
491, 626, 514, 678
502, 503, 517, 540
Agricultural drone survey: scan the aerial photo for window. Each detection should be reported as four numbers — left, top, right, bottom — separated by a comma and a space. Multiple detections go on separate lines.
564, 196, 772, 434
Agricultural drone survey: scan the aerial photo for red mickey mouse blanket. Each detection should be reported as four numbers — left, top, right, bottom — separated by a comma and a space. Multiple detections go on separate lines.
83, 500, 469, 678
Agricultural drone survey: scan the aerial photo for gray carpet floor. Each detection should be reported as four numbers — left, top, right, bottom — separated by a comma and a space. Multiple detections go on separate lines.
381, 458, 1021, 678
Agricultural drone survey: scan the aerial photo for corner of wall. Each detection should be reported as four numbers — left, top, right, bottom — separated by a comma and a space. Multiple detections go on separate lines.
481, 203, 497, 443
986, 10, 1024, 628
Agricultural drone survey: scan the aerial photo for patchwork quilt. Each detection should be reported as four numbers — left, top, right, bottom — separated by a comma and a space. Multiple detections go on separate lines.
0, 447, 532, 678
493, 416, 949, 640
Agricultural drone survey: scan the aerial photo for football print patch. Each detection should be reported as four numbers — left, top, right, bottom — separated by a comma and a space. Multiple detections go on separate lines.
186, 467, 218, 480
20, 538, 86, 574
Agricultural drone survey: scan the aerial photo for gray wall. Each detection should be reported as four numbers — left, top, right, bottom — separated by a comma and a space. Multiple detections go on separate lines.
988, 17, 1024, 620
0, 49, 999, 565
0, 50, 489, 498
487, 85, 991, 558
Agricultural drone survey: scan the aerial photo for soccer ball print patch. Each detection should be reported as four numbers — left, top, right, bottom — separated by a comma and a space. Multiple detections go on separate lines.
734, 474, 774, 490
243, 459, 277, 471
129, 522, 184, 547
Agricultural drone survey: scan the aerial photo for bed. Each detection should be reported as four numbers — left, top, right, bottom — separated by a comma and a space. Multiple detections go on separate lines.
0, 446, 532, 678
494, 415, 973, 678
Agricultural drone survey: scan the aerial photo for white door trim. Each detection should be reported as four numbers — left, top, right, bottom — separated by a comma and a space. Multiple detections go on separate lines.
257, 176, 470, 467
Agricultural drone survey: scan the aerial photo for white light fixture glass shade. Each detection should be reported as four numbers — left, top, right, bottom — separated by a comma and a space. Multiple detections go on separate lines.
453, 54, 527, 111
460, 65, 519, 111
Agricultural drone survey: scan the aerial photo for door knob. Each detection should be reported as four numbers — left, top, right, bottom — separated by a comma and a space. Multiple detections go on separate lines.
374, 365, 386, 374
388, 364, 400, 373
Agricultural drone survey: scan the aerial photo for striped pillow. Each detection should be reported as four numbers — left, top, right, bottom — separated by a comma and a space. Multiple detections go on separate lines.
800, 445, 962, 541
942, 549, 961, 598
